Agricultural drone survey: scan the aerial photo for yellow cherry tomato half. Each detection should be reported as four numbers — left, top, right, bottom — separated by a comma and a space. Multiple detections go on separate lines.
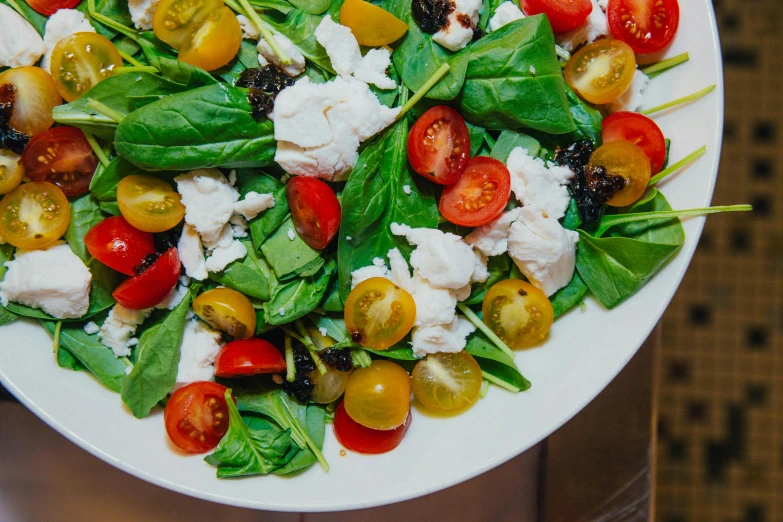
0, 150, 24, 195
50, 32, 123, 102
344, 277, 416, 350
0, 66, 61, 136
482, 279, 554, 349
588, 140, 651, 207
178, 6, 241, 71
0, 181, 70, 249
309, 368, 353, 404
344, 360, 411, 430
339, 0, 408, 46
412, 351, 482, 413
564, 39, 636, 105
153, 0, 225, 50
193, 288, 257, 339
116, 175, 185, 233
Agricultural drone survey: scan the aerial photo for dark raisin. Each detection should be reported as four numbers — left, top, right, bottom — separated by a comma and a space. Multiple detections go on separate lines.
351, 332, 363, 343
134, 253, 161, 275
237, 65, 294, 120
412, 0, 454, 33
319, 348, 354, 372
472, 25, 483, 42
0, 83, 29, 154
153, 228, 181, 253
1, 127, 29, 155
246, 89, 275, 120
282, 342, 316, 403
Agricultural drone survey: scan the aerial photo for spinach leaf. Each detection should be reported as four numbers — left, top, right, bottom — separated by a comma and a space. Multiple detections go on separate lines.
464, 254, 511, 305
273, 403, 326, 474
560, 197, 582, 231
263, 259, 334, 325
211, 242, 279, 300
0, 244, 18, 325
312, 314, 350, 342
57, 346, 87, 372
261, 216, 322, 279
233, 170, 289, 249
288, 0, 330, 14
602, 188, 686, 244
319, 275, 343, 311
114, 84, 276, 171
1, 0, 47, 34
467, 122, 489, 157
458, 16, 575, 134
0, 307, 17, 326
662, 138, 671, 170
564, 83, 602, 144
550, 270, 587, 317
366, 345, 417, 360
120, 288, 192, 418
90, 156, 177, 214
64, 194, 104, 263
465, 331, 530, 392
216, 40, 260, 84
76, 0, 132, 39
489, 130, 541, 163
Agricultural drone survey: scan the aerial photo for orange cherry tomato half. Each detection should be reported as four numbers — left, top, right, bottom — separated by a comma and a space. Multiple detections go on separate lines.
178, 7, 241, 71
26, 0, 79, 16
0, 149, 24, 195
412, 351, 483, 412
112, 247, 181, 310
408, 106, 470, 185
49, 32, 122, 102
286, 176, 341, 250
85, 216, 157, 276
21, 126, 99, 196
602, 111, 666, 174
116, 175, 186, 233
0, 66, 61, 137
339, 0, 408, 46
343, 360, 411, 430
564, 39, 637, 105
214, 338, 287, 378
587, 140, 651, 207
482, 279, 554, 349
520, 0, 593, 33
439, 156, 511, 227
344, 277, 416, 351
0, 181, 70, 250
193, 287, 257, 339
334, 401, 412, 454
153, 0, 224, 50
607, 0, 680, 55
164, 381, 229, 453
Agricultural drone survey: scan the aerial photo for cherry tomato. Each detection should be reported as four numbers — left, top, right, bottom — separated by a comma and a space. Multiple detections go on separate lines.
519, 0, 593, 33
214, 338, 286, 378
153, 0, 225, 50
84, 216, 157, 276
0, 150, 24, 195
113, 247, 181, 310
482, 280, 554, 349
0, 182, 70, 250
117, 175, 185, 233
21, 126, 99, 197
343, 360, 411, 430
178, 7, 241, 71
408, 106, 470, 185
587, 140, 651, 207
339, 0, 408, 46
50, 33, 122, 102
286, 176, 341, 250
412, 351, 482, 412
607, 0, 680, 55
310, 368, 352, 404
164, 381, 229, 453
0, 67, 61, 137
564, 39, 637, 105
602, 112, 666, 174
26, 0, 79, 16
193, 287, 256, 339
334, 401, 411, 454
344, 277, 416, 351
439, 156, 511, 227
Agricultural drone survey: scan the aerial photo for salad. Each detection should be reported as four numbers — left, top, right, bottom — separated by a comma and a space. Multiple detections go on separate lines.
0, 0, 748, 477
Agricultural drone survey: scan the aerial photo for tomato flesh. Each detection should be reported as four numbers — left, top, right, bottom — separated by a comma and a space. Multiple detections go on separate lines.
0, 149, 24, 195
164, 381, 229, 454
50, 33, 122, 102
85, 216, 157, 276
482, 279, 554, 349
408, 106, 470, 185
339, 0, 408, 46
22, 126, 99, 197
602, 111, 666, 174
608, 0, 680, 55
178, 7, 241, 71
520, 0, 593, 33
286, 176, 341, 250
0, 66, 61, 138
153, 0, 224, 50
112, 247, 181, 310
439, 156, 511, 227
412, 351, 483, 412
0, 181, 70, 250
214, 338, 286, 378
26, 0, 80, 16
587, 140, 651, 207
117, 175, 185, 233
334, 402, 411, 454
344, 277, 416, 351
193, 287, 257, 339
564, 39, 637, 105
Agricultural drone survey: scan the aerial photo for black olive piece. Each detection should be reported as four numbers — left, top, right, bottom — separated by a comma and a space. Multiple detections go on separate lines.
134, 253, 161, 275
153, 227, 182, 253
411, 0, 454, 34
282, 342, 316, 404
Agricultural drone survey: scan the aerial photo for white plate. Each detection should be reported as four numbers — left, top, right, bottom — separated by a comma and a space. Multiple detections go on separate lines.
0, 1, 722, 512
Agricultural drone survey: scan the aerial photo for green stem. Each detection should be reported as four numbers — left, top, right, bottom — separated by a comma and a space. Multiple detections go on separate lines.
279, 398, 329, 472
114, 65, 158, 74
236, 0, 291, 65
596, 205, 753, 237
395, 63, 451, 121
351, 348, 372, 368
481, 371, 521, 393
283, 323, 328, 375
87, 99, 125, 124
83, 131, 110, 167
456, 304, 515, 360
52, 321, 63, 353
649, 146, 707, 186
641, 85, 716, 116
53, 112, 116, 127
118, 50, 144, 67
224, 0, 243, 14
641, 52, 690, 79
284, 332, 295, 382
89, 8, 139, 40
555, 45, 571, 62
479, 379, 489, 399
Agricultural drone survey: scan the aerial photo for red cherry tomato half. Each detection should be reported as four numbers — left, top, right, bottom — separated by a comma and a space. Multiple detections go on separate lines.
408, 106, 470, 185
164, 381, 229, 453
602, 111, 666, 174
84, 216, 157, 276
607, 0, 680, 55
26, 0, 80, 16
520, 0, 593, 33
112, 247, 181, 310
214, 338, 287, 378
286, 176, 341, 250
21, 126, 99, 197
333, 401, 412, 454
439, 156, 511, 227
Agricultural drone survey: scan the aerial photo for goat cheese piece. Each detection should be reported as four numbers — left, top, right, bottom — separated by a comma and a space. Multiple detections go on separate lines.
465, 208, 522, 257
607, 69, 650, 113
156, 283, 189, 310
237, 14, 259, 39
178, 224, 208, 281
205, 240, 247, 273
507, 147, 574, 219
0, 242, 91, 319
597, 0, 608, 10
258, 34, 306, 77
350, 264, 390, 288
433, 0, 482, 52
507, 206, 579, 296
175, 169, 239, 245
409, 275, 458, 328
411, 317, 475, 357
489, 1, 525, 32
233, 191, 275, 220
42, 9, 96, 72
129, 0, 159, 30
99, 305, 153, 357
83, 321, 100, 335
175, 319, 224, 387
0, 4, 44, 68
230, 214, 248, 238
353, 48, 396, 90
314, 16, 362, 76
557, 0, 607, 52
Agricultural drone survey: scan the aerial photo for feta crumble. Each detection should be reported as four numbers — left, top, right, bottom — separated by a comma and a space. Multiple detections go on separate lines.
178, 224, 208, 281
410, 317, 476, 357
556, 0, 607, 52
129, 0, 159, 31
99, 305, 153, 358
42, 9, 96, 72
507, 147, 575, 220
314, 16, 362, 76
287, 228, 296, 240
258, 34, 306, 77
175, 319, 224, 388
0, 4, 44, 68
205, 240, 247, 273
607, 69, 650, 114
433, 0, 482, 52
402, 185, 412, 195
233, 191, 275, 220
83, 322, 100, 335
465, 208, 522, 257
175, 169, 240, 245
489, 1, 525, 32
352, 48, 396, 90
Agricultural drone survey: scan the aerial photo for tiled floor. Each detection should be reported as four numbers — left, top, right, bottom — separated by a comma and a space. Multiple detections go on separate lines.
655, 1, 783, 521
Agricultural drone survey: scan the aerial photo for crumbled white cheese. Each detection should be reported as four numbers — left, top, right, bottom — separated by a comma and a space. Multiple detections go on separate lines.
205, 240, 247, 273
402, 185, 412, 195
0, 242, 91, 319
597, 0, 608, 10
233, 191, 275, 220
83, 321, 100, 335
178, 224, 208, 281
237, 14, 259, 39
99, 305, 153, 358
410, 317, 476, 358
42, 9, 95, 72
409, 275, 459, 328
258, 34, 306, 77
465, 208, 522, 257
0, 4, 44, 68
557, 0, 607, 52
433, 0, 482, 52
175, 319, 224, 388
286, 228, 296, 240
318, 327, 328, 337
529, 65, 536, 75
314, 16, 362, 76
175, 169, 239, 245
230, 214, 249, 238
278, 307, 286, 316
507, 147, 574, 219
129, 0, 159, 31
204, 223, 234, 251
352, 48, 396, 90
345, 235, 352, 241
155, 283, 188, 310
607, 69, 650, 113
350, 264, 390, 288
489, 1, 525, 32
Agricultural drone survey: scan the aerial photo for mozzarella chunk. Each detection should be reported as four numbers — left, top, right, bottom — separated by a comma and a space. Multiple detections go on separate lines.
175, 319, 224, 388
42, 9, 95, 72
258, 34, 306, 77
507, 207, 578, 296
0, 242, 91, 319
489, 1, 525, 32
409, 275, 458, 328
205, 240, 247, 273
433, 0, 481, 52
465, 208, 522, 257
83, 321, 100, 335
0, 4, 44, 68
353, 48, 396, 90
607, 69, 650, 113
233, 191, 275, 220
99, 305, 153, 358
350, 264, 390, 288
178, 224, 208, 281
230, 214, 248, 238
175, 169, 239, 245
556, 0, 607, 52
507, 147, 574, 219
410, 317, 475, 357
129, 0, 159, 30
597, 0, 608, 10
314, 16, 362, 76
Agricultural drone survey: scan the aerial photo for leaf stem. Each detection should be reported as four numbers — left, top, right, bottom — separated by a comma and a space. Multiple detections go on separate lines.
279, 398, 329, 472
118, 50, 144, 67
87, 99, 125, 124
479, 379, 489, 398
641, 52, 690, 79
641, 85, 716, 116
555, 45, 571, 62
351, 348, 372, 368
456, 304, 515, 360
52, 112, 116, 127
284, 322, 328, 375
114, 65, 158, 74
596, 204, 753, 237
284, 332, 295, 382
648, 146, 707, 186
481, 371, 521, 393
83, 130, 110, 167
224, 0, 244, 14
89, 4, 139, 40
52, 321, 63, 353
395, 63, 451, 121
236, 0, 291, 65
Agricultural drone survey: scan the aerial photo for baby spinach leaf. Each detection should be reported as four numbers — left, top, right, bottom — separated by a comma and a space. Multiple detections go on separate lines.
465, 331, 530, 392
120, 288, 192, 418
289, 0, 330, 14
64, 194, 104, 263
0, 307, 17, 326
319, 275, 343, 312
263, 259, 334, 325
489, 130, 541, 163
600, 188, 686, 244
76, 0, 132, 39
0, 244, 18, 325
233, 170, 289, 249
550, 270, 588, 317
366, 345, 417, 360
115, 84, 276, 171
312, 314, 350, 342
90, 156, 177, 214
273, 403, 326, 474
560, 197, 582, 231
211, 242, 279, 300
261, 216, 322, 279
216, 40, 260, 84
467, 122, 489, 157
57, 346, 87, 372
564, 83, 602, 144
458, 15, 575, 134
464, 254, 511, 305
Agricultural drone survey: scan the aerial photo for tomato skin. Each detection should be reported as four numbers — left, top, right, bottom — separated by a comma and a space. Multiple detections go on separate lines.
520, 0, 593, 33
334, 402, 412, 455
112, 248, 181, 310
344, 277, 416, 351
408, 106, 470, 185
178, 7, 242, 71
214, 339, 286, 378
602, 112, 666, 174
286, 176, 341, 250
0, 150, 24, 195
117, 175, 185, 233
193, 288, 257, 339
0, 181, 70, 249
339, 0, 408, 46
153, 0, 224, 50
21, 126, 99, 197
0, 67, 61, 137
343, 360, 411, 430
482, 279, 554, 349
26, 0, 80, 15
588, 140, 651, 207
85, 216, 157, 276
439, 156, 511, 227
50, 33, 123, 102
412, 351, 482, 412
607, 0, 680, 55
164, 381, 229, 454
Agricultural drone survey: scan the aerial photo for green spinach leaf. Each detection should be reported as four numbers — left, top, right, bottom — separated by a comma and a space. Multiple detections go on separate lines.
57, 346, 87, 372
465, 331, 530, 392
76, 0, 132, 39
550, 270, 587, 317
561, 197, 582, 231
288, 0, 330, 14
261, 216, 322, 279
0, 244, 18, 325
489, 130, 541, 163
464, 254, 511, 305
263, 259, 334, 325
211, 242, 279, 300
64, 194, 104, 263
564, 83, 602, 144
233, 170, 289, 249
